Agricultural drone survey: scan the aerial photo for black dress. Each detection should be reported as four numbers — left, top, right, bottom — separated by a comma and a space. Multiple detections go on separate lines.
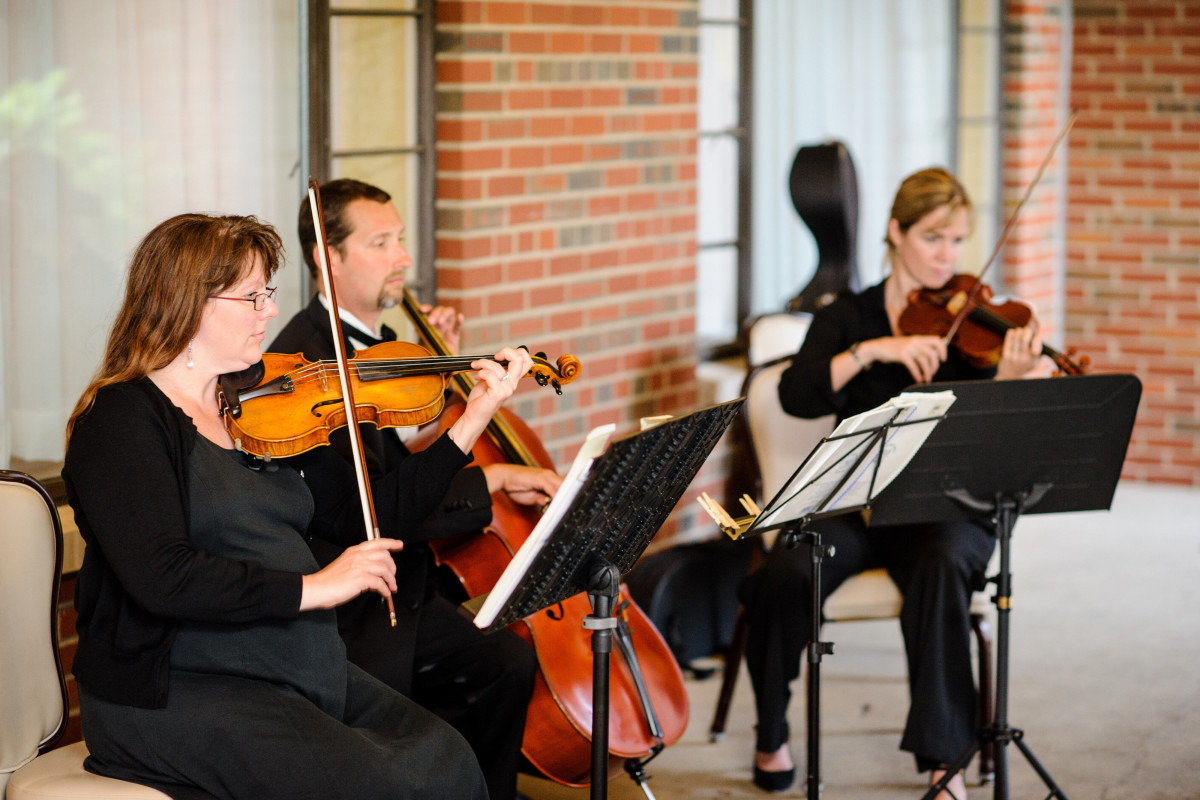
79, 435, 487, 800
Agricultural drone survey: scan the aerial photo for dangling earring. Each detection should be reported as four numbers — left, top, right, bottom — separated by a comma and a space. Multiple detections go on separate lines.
186, 342, 195, 369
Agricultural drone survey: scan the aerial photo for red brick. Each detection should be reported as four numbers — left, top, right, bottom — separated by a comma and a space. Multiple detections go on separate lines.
508, 89, 546, 111
439, 119, 485, 142
509, 33, 547, 54
487, 290, 526, 315
486, 2, 526, 24
508, 146, 545, 169
438, 61, 493, 83
487, 176, 526, 197
530, 3, 567, 24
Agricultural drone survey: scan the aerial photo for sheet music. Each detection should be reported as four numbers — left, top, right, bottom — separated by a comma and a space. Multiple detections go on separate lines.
472, 423, 615, 629
754, 390, 956, 530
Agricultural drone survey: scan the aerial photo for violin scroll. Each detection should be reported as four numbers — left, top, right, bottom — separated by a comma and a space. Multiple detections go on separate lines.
530, 351, 581, 395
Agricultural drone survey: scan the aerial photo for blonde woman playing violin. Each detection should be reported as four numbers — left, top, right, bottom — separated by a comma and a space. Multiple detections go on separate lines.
742, 168, 1041, 799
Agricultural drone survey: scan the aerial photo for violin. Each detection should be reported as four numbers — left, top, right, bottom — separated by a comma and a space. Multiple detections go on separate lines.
401, 289, 690, 787
219, 342, 581, 460
899, 274, 1088, 376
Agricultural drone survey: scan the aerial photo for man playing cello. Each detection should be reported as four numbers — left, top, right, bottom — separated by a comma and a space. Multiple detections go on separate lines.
271, 178, 561, 800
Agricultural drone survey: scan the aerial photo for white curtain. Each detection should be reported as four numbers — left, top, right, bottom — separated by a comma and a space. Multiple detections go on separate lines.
752, 0, 956, 316
0, 0, 303, 469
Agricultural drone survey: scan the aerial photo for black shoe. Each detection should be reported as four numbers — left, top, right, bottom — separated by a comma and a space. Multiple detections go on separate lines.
753, 764, 795, 793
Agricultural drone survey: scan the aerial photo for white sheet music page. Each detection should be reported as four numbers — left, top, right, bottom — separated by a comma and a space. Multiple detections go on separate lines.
755, 390, 955, 529
472, 423, 616, 630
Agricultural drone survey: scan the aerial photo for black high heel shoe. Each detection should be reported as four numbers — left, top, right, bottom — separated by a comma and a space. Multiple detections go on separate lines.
753, 764, 795, 793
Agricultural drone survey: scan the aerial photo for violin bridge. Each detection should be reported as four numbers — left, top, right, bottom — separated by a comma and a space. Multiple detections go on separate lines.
947, 291, 968, 315
318, 366, 329, 393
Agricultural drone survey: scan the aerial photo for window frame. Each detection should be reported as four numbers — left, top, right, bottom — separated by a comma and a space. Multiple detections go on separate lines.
305, 0, 438, 302
696, 0, 754, 361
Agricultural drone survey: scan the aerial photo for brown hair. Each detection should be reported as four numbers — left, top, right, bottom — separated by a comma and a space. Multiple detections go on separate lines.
884, 166, 973, 254
297, 178, 392, 281
66, 213, 283, 444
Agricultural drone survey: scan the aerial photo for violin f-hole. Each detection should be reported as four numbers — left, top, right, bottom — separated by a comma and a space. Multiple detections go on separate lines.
310, 398, 339, 418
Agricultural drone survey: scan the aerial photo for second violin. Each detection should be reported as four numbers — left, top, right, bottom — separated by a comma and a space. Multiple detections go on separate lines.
899, 274, 1088, 376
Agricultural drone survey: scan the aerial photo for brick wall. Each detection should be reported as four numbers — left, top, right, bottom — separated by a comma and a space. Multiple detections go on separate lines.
435, 1, 724, 539
1068, 0, 1200, 485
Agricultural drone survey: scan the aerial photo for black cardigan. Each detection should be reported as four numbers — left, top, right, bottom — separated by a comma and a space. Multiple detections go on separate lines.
64, 379, 302, 708
779, 280, 994, 423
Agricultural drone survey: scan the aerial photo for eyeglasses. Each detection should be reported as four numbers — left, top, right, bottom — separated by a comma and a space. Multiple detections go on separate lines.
211, 286, 277, 311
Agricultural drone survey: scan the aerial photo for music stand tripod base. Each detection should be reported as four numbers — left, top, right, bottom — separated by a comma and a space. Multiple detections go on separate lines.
921, 486, 1067, 800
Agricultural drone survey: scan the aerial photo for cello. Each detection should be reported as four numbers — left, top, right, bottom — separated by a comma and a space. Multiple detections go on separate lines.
401, 289, 690, 789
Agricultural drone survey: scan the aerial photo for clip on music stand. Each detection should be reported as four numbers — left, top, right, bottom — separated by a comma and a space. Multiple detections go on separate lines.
472, 399, 743, 800
739, 390, 957, 800
868, 374, 1141, 800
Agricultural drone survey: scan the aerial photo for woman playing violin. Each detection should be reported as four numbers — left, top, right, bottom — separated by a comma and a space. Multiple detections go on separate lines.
63, 213, 487, 799
742, 167, 1042, 798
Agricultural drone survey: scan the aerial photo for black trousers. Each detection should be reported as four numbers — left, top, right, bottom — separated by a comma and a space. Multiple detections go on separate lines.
741, 513, 995, 770
80, 664, 487, 800
408, 591, 537, 800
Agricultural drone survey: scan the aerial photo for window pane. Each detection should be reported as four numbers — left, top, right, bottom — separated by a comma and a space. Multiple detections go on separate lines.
330, 16, 417, 152
700, 0, 741, 22
332, 152, 422, 268
696, 246, 739, 344
0, 2, 302, 472
697, 135, 738, 246
698, 24, 739, 132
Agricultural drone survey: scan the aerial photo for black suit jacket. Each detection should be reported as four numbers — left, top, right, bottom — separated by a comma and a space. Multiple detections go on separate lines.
269, 296, 493, 692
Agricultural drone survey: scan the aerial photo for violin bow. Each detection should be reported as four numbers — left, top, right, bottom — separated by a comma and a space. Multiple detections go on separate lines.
308, 177, 396, 626
943, 109, 1077, 345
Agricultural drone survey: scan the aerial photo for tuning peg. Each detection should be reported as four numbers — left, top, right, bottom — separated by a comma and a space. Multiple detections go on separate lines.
552, 380, 562, 395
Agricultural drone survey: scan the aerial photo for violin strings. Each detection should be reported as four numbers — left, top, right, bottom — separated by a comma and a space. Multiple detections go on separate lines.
273, 353, 556, 389
281, 356, 487, 387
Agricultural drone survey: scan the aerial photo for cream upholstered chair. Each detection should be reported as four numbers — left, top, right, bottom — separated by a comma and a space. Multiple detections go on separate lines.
0, 470, 169, 800
709, 315, 995, 781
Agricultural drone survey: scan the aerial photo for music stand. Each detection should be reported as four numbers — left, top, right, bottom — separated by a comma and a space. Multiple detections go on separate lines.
732, 389, 957, 800
473, 399, 743, 800
869, 374, 1141, 800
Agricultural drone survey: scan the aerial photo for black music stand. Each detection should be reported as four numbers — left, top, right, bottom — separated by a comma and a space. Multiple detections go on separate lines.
869, 374, 1141, 800
473, 399, 743, 800
735, 390, 957, 800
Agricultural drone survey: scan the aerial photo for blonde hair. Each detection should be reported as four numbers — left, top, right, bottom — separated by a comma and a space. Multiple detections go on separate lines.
66, 214, 282, 444
884, 166, 973, 256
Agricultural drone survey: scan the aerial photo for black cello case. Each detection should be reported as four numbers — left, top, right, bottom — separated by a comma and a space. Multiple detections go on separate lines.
786, 140, 860, 312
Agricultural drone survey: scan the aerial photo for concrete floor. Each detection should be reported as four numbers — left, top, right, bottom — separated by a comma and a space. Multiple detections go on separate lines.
517, 481, 1200, 800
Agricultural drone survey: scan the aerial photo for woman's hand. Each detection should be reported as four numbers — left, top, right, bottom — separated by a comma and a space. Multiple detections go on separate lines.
447, 346, 534, 455
481, 463, 562, 507
840, 335, 948, 387
299, 537, 405, 611
994, 325, 1042, 380
421, 303, 464, 355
